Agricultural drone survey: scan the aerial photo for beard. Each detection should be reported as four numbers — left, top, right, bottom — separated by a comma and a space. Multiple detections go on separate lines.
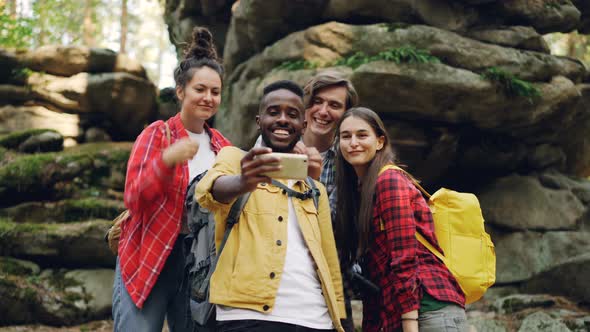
260, 131, 300, 153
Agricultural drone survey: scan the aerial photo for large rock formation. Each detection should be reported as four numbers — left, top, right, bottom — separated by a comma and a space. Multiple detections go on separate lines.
0, 142, 128, 325
161, 2, 590, 331
1, 46, 157, 140
215, 21, 589, 184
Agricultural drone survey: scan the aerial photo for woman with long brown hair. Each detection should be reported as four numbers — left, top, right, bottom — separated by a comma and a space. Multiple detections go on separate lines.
334, 107, 466, 332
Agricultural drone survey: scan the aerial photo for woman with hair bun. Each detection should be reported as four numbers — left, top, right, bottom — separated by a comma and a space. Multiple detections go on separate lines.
112, 27, 231, 332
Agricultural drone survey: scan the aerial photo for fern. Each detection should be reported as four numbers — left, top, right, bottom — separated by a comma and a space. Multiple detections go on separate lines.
481, 67, 541, 101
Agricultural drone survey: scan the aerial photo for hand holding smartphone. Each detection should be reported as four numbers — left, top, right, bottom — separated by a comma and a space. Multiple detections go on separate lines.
258, 152, 308, 180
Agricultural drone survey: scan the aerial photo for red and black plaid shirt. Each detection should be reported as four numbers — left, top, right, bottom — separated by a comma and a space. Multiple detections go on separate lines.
118, 113, 231, 308
362, 168, 465, 332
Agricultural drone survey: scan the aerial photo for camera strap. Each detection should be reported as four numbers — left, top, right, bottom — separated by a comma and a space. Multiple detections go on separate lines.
271, 178, 320, 208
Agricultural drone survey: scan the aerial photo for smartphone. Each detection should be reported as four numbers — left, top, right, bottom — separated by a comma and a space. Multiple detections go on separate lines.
260, 152, 308, 180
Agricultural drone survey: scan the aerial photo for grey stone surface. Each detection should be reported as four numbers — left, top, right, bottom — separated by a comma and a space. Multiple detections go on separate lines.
522, 253, 590, 303
493, 230, 590, 283
478, 174, 585, 231
518, 311, 572, 332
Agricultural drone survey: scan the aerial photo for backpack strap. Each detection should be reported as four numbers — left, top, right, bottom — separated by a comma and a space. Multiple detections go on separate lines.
379, 164, 431, 199
378, 164, 445, 262
305, 176, 320, 210
415, 232, 447, 265
270, 178, 320, 208
217, 192, 252, 255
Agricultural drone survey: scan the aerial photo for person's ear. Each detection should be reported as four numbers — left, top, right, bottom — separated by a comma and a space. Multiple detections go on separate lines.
256, 115, 261, 132
377, 136, 385, 150
176, 86, 184, 103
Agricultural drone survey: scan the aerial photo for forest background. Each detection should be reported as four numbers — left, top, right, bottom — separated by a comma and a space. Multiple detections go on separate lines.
1, 0, 176, 88
2, 0, 589, 88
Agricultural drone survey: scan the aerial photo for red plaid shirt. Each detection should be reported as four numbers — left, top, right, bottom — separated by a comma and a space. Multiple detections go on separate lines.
362, 168, 465, 332
118, 113, 230, 308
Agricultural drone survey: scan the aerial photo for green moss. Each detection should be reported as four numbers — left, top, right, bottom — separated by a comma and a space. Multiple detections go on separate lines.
0, 257, 39, 275
275, 59, 319, 71
0, 129, 60, 150
378, 22, 409, 32
0, 219, 57, 240
481, 67, 541, 102
335, 46, 440, 69
545, 2, 561, 9
62, 198, 125, 221
0, 142, 132, 197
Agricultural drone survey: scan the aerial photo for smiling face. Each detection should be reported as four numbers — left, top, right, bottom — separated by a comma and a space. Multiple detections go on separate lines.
176, 66, 222, 132
305, 85, 348, 139
339, 115, 385, 178
257, 89, 305, 153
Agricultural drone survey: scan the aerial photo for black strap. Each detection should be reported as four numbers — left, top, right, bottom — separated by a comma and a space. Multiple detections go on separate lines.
271, 177, 320, 209
305, 177, 320, 210
217, 192, 251, 255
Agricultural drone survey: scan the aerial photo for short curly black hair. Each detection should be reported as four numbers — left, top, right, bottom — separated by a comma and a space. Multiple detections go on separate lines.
262, 80, 304, 99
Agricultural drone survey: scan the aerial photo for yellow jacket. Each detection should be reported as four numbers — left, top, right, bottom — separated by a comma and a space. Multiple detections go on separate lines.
196, 147, 346, 331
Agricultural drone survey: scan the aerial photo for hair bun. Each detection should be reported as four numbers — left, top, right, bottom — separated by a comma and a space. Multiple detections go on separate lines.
184, 27, 218, 61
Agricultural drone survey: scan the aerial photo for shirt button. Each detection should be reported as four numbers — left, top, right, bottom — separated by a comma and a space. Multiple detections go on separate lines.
269, 272, 276, 279
276, 240, 282, 246
263, 305, 270, 311
278, 216, 283, 222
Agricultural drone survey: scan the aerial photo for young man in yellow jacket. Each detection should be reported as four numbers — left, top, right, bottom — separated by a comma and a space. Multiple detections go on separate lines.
196, 80, 346, 332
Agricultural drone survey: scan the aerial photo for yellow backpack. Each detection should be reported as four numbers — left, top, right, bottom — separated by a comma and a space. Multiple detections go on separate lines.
380, 165, 496, 304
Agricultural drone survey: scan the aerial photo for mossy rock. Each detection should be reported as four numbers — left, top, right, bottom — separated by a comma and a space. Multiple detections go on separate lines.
0, 218, 115, 268
0, 198, 125, 223
0, 267, 111, 326
0, 142, 132, 207
0, 256, 41, 275
0, 129, 61, 150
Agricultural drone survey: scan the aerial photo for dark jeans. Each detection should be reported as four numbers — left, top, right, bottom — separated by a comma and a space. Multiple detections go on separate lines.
217, 320, 336, 332
341, 294, 354, 332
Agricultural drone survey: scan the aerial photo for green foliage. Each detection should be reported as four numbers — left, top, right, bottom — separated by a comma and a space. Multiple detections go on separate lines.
275, 59, 318, 71
0, 128, 59, 150
481, 67, 541, 101
377, 47, 440, 65
335, 46, 440, 69
0, 0, 108, 48
10, 67, 35, 81
0, 9, 34, 48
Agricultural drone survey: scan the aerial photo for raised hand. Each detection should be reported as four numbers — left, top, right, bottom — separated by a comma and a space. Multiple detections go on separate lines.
162, 138, 199, 167
294, 141, 322, 180
239, 147, 281, 192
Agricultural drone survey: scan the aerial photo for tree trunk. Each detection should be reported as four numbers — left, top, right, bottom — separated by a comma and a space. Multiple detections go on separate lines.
83, 0, 96, 47
120, 0, 127, 54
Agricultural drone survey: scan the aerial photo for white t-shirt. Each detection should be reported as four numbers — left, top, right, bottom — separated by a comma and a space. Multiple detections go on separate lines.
186, 130, 215, 181
216, 181, 332, 329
